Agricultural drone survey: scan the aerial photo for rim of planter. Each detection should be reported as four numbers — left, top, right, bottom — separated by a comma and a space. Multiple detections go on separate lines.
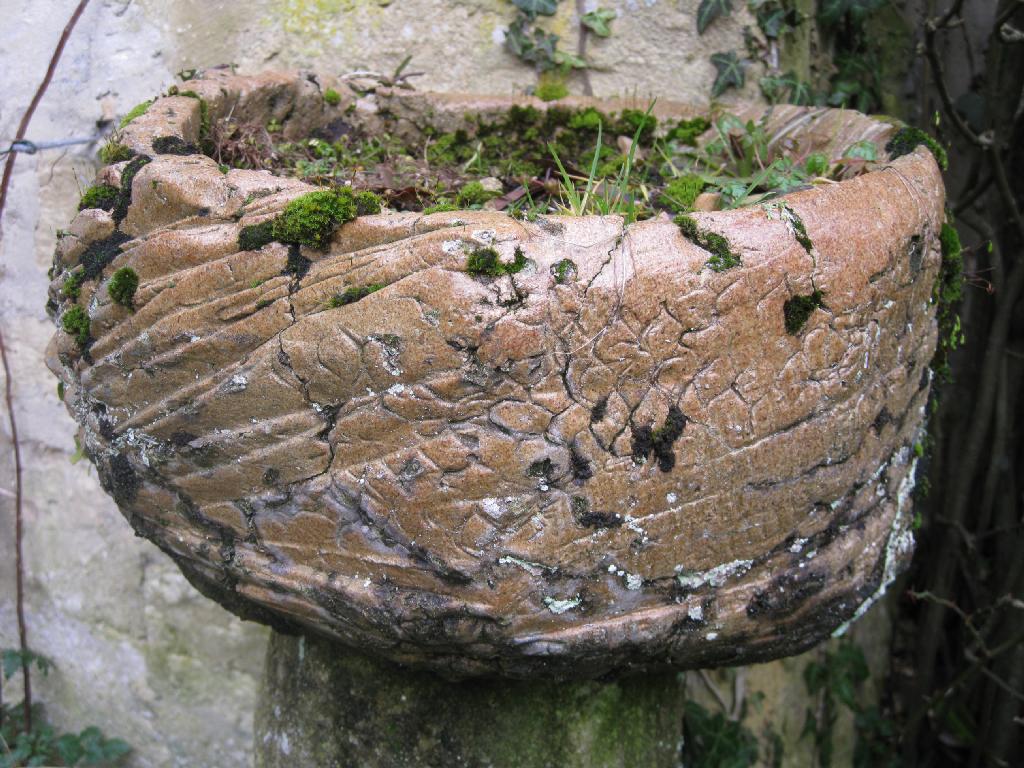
47, 68, 946, 678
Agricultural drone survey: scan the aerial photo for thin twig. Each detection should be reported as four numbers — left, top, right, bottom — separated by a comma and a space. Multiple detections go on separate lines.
0, 331, 29, 731
0, 0, 92, 241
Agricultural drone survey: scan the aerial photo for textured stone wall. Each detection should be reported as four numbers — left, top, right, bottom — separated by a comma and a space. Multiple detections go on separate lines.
1, 1, 882, 766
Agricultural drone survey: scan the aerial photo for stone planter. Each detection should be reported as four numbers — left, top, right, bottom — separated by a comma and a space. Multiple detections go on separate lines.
47, 69, 945, 679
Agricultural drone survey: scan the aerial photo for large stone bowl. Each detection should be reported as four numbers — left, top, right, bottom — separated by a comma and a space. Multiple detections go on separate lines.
46, 69, 944, 678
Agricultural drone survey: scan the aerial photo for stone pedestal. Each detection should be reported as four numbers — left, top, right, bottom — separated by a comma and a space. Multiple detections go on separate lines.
255, 632, 685, 768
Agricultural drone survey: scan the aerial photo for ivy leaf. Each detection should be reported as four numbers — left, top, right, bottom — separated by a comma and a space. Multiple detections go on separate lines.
710, 51, 745, 97
842, 139, 878, 161
506, 14, 560, 70
697, 0, 733, 35
759, 72, 815, 105
755, 5, 788, 38
552, 50, 587, 69
581, 8, 616, 37
819, 0, 884, 28
511, 0, 559, 18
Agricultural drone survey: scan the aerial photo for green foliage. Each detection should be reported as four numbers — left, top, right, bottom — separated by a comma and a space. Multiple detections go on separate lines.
77, 184, 119, 212
710, 52, 745, 97
238, 219, 276, 251
506, 14, 562, 71
98, 141, 132, 165
2, 649, 51, 681
465, 246, 527, 277
107, 267, 139, 308
118, 100, 152, 129
783, 290, 825, 334
805, 152, 829, 176
676, 215, 741, 271
328, 283, 384, 307
751, 0, 795, 39
660, 174, 704, 213
800, 639, 905, 767
61, 305, 90, 349
511, 0, 558, 17
819, 0, 885, 28
760, 72, 814, 106
581, 8, 616, 37
61, 270, 84, 301
323, 87, 341, 106
272, 189, 357, 249
697, 0, 733, 35
548, 102, 654, 222
931, 219, 965, 380
682, 700, 759, 768
1, 688, 131, 768
885, 126, 948, 170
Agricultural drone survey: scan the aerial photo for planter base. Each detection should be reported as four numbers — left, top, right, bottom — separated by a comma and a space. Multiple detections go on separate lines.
254, 632, 685, 768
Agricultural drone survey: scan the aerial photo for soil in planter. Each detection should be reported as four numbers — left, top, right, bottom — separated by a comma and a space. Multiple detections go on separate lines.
209, 103, 881, 222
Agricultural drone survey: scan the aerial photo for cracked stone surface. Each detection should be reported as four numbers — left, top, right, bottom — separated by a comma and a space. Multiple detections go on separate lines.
46, 70, 944, 678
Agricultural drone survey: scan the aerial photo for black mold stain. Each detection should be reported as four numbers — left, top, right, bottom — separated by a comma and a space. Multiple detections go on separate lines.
631, 405, 686, 472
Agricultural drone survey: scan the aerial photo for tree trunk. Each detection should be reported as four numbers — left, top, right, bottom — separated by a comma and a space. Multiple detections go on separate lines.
255, 631, 686, 768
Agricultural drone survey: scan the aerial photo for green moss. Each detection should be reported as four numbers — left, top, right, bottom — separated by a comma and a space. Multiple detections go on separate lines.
119, 100, 153, 128
455, 181, 499, 208
660, 175, 704, 213
62, 270, 84, 300
323, 88, 342, 106
57, 381, 65, 401
78, 184, 119, 212
108, 266, 139, 308
151, 135, 197, 155
567, 107, 604, 132
112, 155, 152, 224
423, 198, 458, 214
666, 116, 711, 145
175, 90, 211, 147
99, 141, 133, 165
535, 76, 568, 102
465, 246, 527, 277
272, 189, 357, 249
61, 305, 91, 348
353, 190, 382, 216
885, 126, 948, 170
238, 220, 276, 251
552, 258, 577, 284
675, 215, 741, 272
783, 290, 826, 334
616, 109, 657, 142
327, 283, 384, 307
